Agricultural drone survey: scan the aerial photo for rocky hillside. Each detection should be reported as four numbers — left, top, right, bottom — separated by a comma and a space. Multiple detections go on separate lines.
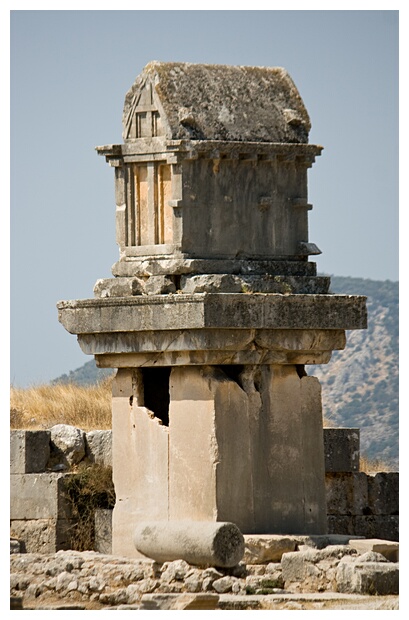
311, 276, 398, 470
52, 277, 398, 469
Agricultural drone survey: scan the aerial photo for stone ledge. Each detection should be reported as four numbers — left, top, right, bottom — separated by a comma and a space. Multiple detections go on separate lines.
243, 534, 365, 564
112, 257, 318, 278
93, 274, 331, 297
57, 293, 367, 335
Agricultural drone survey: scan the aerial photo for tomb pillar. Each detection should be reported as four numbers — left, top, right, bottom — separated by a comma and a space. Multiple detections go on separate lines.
58, 61, 367, 555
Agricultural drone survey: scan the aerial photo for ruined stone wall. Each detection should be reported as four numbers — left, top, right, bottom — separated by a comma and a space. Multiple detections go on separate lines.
10, 427, 399, 555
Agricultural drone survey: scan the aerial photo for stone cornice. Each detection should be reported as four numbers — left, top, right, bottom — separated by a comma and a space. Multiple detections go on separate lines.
96, 141, 323, 166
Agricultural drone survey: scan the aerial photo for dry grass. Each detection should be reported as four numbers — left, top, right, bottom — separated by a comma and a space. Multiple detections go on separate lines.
359, 454, 394, 474
10, 377, 113, 431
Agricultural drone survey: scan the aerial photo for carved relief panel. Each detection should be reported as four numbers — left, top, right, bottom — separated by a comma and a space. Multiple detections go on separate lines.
124, 82, 164, 140
123, 162, 173, 248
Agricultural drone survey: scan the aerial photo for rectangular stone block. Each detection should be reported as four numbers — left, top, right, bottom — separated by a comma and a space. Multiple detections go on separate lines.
94, 508, 112, 554
368, 472, 399, 515
352, 515, 399, 542
10, 518, 73, 553
323, 428, 360, 473
10, 430, 50, 474
111, 368, 169, 557
10, 473, 72, 520
327, 515, 354, 536
349, 538, 399, 562
58, 293, 367, 336
243, 535, 297, 564
169, 366, 246, 523
85, 430, 112, 467
336, 561, 399, 595
169, 365, 327, 535
325, 472, 368, 516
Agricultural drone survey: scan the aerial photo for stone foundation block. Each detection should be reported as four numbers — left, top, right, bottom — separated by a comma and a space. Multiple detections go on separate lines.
10, 473, 72, 520
336, 558, 399, 595
10, 518, 74, 553
50, 425, 86, 468
281, 545, 357, 586
140, 593, 219, 610
111, 368, 169, 558
10, 430, 50, 474
325, 473, 368, 516
85, 430, 112, 467
368, 473, 399, 515
243, 535, 297, 564
327, 515, 355, 536
348, 539, 398, 563
323, 428, 360, 473
169, 365, 327, 534
352, 515, 399, 542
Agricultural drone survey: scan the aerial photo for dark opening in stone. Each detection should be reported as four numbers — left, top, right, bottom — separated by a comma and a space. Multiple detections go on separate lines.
220, 365, 245, 387
141, 367, 171, 426
296, 364, 307, 378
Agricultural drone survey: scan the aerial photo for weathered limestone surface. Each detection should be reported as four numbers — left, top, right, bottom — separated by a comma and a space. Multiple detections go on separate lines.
50, 424, 86, 468
58, 294, 367, 336
10, 474, 72, 521
94, 273, 331, 296
10, 430, 50, 474
168, 366, 251, 527
328, 515, 399, 543
12, 426, 397, 556
133, 521, 244, 567
324, 428, 360, 473
56, 61, 369, 555
123, 62, 311, 144
121, 364, 326, 535
108, 364, 328, 536
11, 427, 112, 472
80, 327, 347, 369
325, 472, 399, 541
281, 547, 399, 595
111, 257, 319, 278
9, 544, 399, 609
95, 509, 113, 555
111, 369, 168, 558
243, 535, 297, 564
10, 519, 72, 554
326, 472, 369, 516
85, 430, 112, 467
348, 539, 398, 563
336, 553, 399, 595
140, 593, 219, 610
98, 62, 324, 264
368, 472, 399, 515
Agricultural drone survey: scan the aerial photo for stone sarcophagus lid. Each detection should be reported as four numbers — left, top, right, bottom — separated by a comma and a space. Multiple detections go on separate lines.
58, 62, 367, 557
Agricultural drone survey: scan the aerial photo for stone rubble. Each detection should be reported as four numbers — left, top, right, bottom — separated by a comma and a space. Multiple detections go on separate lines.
10, 541, 399, 610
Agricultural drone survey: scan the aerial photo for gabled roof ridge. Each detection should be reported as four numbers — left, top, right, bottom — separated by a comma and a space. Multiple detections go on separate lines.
123, 61, 312, 144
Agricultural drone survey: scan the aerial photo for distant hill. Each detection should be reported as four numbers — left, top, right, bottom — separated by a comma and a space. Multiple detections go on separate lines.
312, 276, 398, 469
52, 276, 398, 469
51, 360, 114, 387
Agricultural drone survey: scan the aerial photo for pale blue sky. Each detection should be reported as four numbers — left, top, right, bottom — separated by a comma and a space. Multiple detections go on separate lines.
9, 10, 398, 386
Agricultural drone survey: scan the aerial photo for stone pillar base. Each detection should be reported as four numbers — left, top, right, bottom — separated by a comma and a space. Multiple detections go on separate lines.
111, 363, 327, 555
